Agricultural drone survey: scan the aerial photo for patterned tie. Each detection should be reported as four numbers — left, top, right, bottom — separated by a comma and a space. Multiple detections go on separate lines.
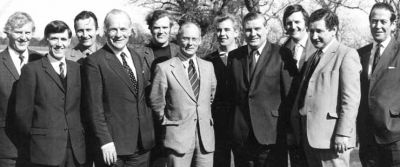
120, 52, 138, 95
59, 62, 65, 79
372, 43, 381, 73
188, 59, 200, 100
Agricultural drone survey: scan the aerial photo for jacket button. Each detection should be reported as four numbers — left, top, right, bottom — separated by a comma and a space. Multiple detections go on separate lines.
64, 128, 68, 131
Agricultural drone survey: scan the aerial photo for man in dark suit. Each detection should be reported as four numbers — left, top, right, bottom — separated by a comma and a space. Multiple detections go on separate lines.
228, 12, 290, 167
279, 5, 315, 167
203, 13, 239, 167
83, 9, 155, 167
67, 11, 101, 64
0, 12, 42, 167
357, 3, 400, 167
293, 9, 361, 167
15, 20, 85, 167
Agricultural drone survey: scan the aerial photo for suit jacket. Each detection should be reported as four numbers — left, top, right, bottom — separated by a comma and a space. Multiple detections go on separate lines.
136, 42, 180, 76
228, 42, 290, 146
15, 56, 85, 165
203, 51, 231, 140
296, 39, 361, 149
150, 56, 217, 154
0, 48, 42, 158
83, 44, 155, 155
358, 39, 400, 145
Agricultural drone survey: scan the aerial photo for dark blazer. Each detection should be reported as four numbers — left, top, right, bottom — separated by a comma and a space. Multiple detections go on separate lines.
0, 48, 42, 159
203, 51, 231, 140
15, 56, 85, 166
358, 39, 400, 145
83, 44, 155, 155
228, 42, 291, 145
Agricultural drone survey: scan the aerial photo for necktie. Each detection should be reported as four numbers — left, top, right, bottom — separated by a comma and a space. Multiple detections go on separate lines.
188, 59, 200, 100
120, 52, 138, 95
19, 54, 25, 66
249, 49, 258, 77
59, 62, 65, 79
372, 43, 381, 73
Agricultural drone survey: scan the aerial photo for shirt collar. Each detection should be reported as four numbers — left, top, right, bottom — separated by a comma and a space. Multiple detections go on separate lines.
248, 40, 267, 55
321, 39, 335, 53
46, 53, 66, 64
374, 36, 391, 49
74, 43, 100, 55
294, 34, 308, 48
179, 54, 197, 69
107, 43, 129, 57
8, 47, 29, 59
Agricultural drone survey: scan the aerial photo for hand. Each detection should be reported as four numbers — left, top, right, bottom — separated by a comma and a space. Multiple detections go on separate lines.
334, 135, 350, 153
101, 142, 117, 165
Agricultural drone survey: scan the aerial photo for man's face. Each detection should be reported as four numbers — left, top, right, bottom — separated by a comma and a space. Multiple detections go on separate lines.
178, 25, 201, 58
151, 16, 171, 46
105, 14, 131, 51
7, 22, 34, 54
47, 30, 71, 60
75, 17, 98, 48
370, 8, 395, 43
244, 17, 268, 49
216, 19, 239, 48
285, 11, 308, 41
309, 19, 336, 49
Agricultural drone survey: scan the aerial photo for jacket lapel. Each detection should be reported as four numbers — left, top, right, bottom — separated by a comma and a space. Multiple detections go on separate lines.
2, 49, 19, 80
197, 57, 206, 101
129, 47, 144, 99
372, 39, 398, 76
104, 45, 138, 97
42, 56, 65, 92
251, 42, 271, 83
170, 57, 196, 101
312, 40, 338, 75
239, 47, 250, 85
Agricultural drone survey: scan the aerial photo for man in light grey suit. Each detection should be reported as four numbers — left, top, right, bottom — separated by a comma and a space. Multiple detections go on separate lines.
292, 9, 361, 167
150, 22, 217, 167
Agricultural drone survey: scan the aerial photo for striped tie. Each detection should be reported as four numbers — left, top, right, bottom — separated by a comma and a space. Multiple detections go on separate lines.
188, 59, 200, 100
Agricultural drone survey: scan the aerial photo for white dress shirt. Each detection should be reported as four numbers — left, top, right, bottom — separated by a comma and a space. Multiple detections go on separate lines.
179, 55, 199, 78
8, 47, 29, 75
248, 41, 267, 63
291, 35, 308, 69
368, 37, 391, 77
108, 44, 137, 79
47, 54, 67, 76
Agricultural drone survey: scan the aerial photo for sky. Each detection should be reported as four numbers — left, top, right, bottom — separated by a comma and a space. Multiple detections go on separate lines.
0, 0, 151, 38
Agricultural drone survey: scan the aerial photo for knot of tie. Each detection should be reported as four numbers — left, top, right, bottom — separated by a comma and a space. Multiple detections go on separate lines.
19, 54, 25, 65
59, 62, 65, 79
372, 43, 382, 73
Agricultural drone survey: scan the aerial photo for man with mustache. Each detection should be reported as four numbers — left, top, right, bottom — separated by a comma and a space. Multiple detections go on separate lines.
292, 9, 361, 167
280, 5, 315, 167
357, 3, 400, 167
0, 12, 42, 167
15, 20, 86, 167
68, 11, 101, 64
83, 9, 155, 167
203, 13, 239, 167
228, 12, 290, 167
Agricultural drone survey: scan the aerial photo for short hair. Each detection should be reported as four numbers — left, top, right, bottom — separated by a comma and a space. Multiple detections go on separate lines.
44, 20, 72, 39
177, 21, 201, 38
104, 9, 132, 31
146, 10, 174, 29
213, 13, 241, 31
74, 10, 99, 30
4, 12, 35, 34
369, 2, 396, 22
309, 8, 339, 31
283, 5, 309, 27
242, 12, 267, 27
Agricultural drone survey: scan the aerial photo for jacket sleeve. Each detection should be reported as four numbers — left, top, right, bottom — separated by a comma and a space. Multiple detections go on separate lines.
149, 64, 167, 122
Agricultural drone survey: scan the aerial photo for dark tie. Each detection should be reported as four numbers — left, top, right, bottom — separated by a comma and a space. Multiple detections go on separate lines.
19, 54, 25, 66
372, 43, 381, 73
120, 52, 138, 95
188, 59, 200, 100
249, 49, 258, 77
59, 62, 67, 89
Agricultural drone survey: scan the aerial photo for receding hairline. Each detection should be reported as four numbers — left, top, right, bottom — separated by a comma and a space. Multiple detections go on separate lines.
103, 9, 132, 29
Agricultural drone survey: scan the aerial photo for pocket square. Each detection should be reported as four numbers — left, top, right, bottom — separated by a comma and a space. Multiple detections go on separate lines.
388, 66, 396, 69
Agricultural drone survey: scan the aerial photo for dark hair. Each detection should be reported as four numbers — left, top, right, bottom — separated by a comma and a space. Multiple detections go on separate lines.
74, 11, 98, 30
242, 12, 267, 27
146, 10, 174, 29
283, 5, 309, 27
44, 20, 72, 39
309, 8, 339, 31
369, 2, 396, 22
213, 13, 241, 31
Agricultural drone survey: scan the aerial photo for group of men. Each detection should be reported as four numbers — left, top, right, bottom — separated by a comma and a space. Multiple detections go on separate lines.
0, 2, 399, 167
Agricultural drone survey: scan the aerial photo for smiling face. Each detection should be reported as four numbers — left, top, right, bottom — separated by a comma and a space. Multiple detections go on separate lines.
216, 19, 239, 48
75, 17, 98, 48
151, 16, 171, 47
370, 8, 395, 43
47, 30, 71, 60
285, 11, 308, 42
243, 17, 268, 50
7, 22, 34, 54
105, 13, 132, 51
178, 24, 201, 58
309, 19, 336, 49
